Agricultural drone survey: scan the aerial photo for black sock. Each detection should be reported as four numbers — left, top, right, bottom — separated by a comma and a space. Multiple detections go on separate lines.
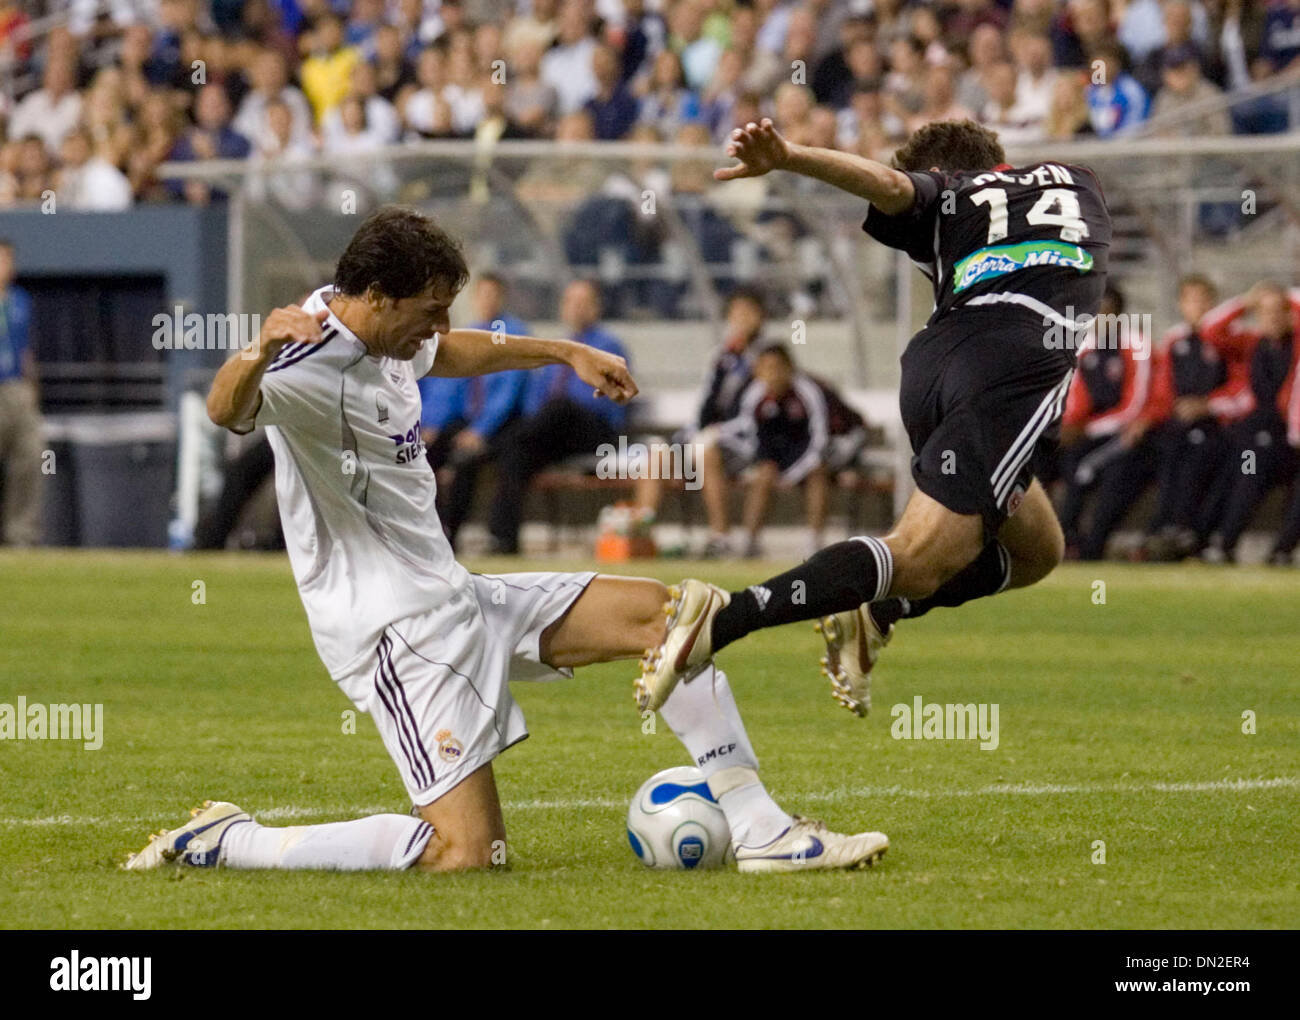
873, 540, 1011, 629
711, 537, 894, 653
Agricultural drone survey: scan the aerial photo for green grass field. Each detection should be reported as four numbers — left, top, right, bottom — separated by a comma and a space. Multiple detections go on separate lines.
1, 550, 1297, 929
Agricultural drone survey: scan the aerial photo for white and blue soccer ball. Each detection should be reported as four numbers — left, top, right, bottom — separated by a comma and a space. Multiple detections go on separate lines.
626, 766, 733, 870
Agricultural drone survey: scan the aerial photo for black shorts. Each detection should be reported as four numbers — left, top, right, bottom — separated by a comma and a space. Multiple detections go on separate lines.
898, 306, 1074, 538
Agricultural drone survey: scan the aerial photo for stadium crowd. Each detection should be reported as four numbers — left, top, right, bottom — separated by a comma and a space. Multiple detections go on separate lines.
1, 0, 1300, 209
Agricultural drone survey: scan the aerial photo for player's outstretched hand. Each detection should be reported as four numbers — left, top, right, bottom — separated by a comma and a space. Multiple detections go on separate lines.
571, 345, 638, 404
259, 305, 330, 355
715, 118, 791, 181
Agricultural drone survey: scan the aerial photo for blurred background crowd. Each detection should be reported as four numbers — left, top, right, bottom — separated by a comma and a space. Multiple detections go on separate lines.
2, 0, 1300, 210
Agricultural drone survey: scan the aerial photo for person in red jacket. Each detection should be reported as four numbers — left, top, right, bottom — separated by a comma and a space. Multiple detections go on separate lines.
1195, 282, 1300, 562
1057, 284, 1154, 560
1138, 275, 1231, 559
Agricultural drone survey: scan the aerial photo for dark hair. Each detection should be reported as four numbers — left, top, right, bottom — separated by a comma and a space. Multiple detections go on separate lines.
725, 285, 766, 316
755, 342, 795, 366
334, 206, 469, 300
1102, 282, 1126, 314
892, 120, 1006, 173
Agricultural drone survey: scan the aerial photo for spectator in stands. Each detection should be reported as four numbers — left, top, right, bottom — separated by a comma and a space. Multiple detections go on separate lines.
701, 47, 746, 138
671, 0, 725, 92
957, 24, 1008, 116
541, 0, 598, 115
0, 136, 54, 206
323, 59, 401, 146
1043, 70, 1094, 138
908, 65, 975, 134
1133, 0, 1206, 95
345, 0, 386, 50
1140, 275, 1234, 560
505, 36, 559, 137
1010, 30, 1058, 125
981, 61, 1044, 144
1150, 43, 1231, 136
1053, 0, 1115, 70
504, 0, 560, 57
299, 10, 360, 124
947, 0, 1012, 39
401, 46, 454, 138
247, 97, 319, 210
125, 90, 185, 202
8, 55, 83, 154
1085, 43, 1150, 136
370, 23, 416, 103
1196, 282, 1300, 562
1118, 0, 1169, 67
443, 33, 486, 135
884, 35, 928, 121
704, 344, 851, 559
841, 84, 899, 158
486, 279, 628, 554
811, 14, 877, 108
420, 273, 534, 550
0, 240, 42, 546
1057, 285, 1155, 560
586, 44, 639, 140
617, 0, 668, 84
54, 128, 133, 211
167, 83, 252, 205
234, 48, 314, 151
637, 48, 700, 140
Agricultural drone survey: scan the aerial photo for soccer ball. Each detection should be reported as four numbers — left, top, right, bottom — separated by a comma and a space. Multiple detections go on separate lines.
626, 766, 733, 870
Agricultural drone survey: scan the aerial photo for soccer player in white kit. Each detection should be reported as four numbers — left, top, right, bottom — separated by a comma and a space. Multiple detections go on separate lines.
125, 207, 887, 875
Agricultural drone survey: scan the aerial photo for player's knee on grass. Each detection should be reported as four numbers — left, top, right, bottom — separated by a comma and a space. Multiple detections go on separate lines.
417, 826, 504, 872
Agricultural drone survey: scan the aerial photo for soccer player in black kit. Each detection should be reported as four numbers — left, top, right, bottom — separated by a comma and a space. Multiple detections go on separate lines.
636, 118, 1113, 717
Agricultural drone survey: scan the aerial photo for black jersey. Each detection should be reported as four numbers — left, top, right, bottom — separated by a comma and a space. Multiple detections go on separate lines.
864, 162, 1111, 329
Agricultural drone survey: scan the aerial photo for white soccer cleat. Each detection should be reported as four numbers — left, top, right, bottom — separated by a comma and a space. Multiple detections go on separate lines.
816, 603, 893, 717
123, 800, 251, 870
635, 579, 731, 713
734, 816, 888, 874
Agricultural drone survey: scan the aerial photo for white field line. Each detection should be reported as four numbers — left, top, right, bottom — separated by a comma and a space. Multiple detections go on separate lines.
0, 776, 1295, 829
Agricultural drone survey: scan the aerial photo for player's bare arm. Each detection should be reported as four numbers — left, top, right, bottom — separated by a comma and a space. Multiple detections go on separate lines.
430, 328, 638, 403
714, 117, 916, 215
205, 304, 330, 430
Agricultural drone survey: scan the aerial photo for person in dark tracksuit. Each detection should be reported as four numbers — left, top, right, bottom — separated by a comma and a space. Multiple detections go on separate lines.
1195, 282, 1300, 562
1138, 275, 1232, 560
1056, 285, 1153, 560
418, 274, 532, 550
486, 280, 628, 554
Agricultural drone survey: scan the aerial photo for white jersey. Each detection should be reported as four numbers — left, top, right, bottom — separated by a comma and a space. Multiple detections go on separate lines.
238, 285, 472, 678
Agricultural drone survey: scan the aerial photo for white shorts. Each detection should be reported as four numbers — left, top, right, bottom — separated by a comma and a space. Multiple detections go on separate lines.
335, 570, 597, 806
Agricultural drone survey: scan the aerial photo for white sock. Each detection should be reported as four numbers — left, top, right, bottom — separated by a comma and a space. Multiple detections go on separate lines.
220, 814, 433, 871
658, 666, 793, 848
